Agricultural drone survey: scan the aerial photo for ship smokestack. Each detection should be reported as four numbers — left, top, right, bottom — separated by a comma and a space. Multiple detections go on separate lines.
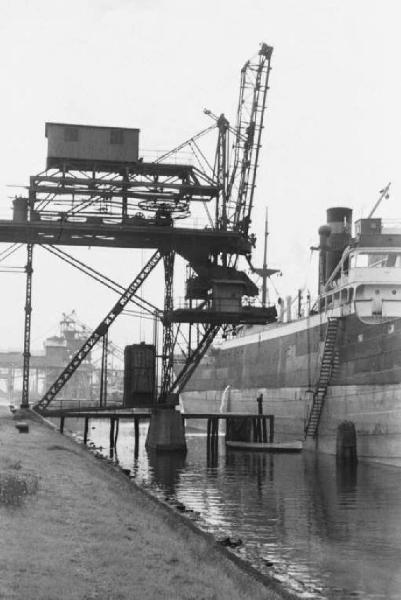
318, 207, 353, 292
318, 224, 331, 292
325, 207, 352, 284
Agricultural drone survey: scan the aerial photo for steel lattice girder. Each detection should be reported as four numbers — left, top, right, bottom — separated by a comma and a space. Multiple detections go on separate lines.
169, 324, 220, 394
28, 162, 218, 214
34, 250, 162, 412
159, 251, 175, 400
0, 221, 250, 258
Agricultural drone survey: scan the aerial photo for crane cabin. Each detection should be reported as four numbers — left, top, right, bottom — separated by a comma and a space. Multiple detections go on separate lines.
45, 122, 140, 170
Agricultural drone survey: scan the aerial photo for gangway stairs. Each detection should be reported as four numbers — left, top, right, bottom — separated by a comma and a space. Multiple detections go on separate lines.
304, 317, 340, 439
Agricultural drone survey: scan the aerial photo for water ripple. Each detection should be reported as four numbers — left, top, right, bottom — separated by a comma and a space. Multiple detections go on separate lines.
83, 420, 401, 600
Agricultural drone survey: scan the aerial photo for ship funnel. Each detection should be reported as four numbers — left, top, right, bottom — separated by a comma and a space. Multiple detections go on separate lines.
318, 224, 331, 292
318, 207, 352, 290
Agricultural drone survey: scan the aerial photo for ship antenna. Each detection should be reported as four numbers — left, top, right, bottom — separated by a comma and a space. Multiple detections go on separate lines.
368, 182, 391, 218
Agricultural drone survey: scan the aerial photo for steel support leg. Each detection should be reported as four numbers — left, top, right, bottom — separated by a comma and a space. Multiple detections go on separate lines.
159, 252, 175, 402
21, 243, 33, 408
99, 331, 108, 407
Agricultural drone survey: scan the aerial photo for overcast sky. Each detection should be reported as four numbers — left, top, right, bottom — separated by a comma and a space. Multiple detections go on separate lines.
0, 0, 400, 352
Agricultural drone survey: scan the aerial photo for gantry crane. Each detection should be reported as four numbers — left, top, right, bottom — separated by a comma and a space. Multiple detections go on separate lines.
0, 43, 275, 412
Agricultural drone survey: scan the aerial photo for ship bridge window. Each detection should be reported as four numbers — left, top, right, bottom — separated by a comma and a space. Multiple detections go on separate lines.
334, 291, 340, 306
325, 295, 333, 310
352, 252, 401, 268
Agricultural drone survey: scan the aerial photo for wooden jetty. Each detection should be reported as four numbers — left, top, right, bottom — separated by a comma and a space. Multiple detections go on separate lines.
40, 408, 277, 457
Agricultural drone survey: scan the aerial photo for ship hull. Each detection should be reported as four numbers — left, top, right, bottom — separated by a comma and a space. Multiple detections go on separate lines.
181, 312, 401, 466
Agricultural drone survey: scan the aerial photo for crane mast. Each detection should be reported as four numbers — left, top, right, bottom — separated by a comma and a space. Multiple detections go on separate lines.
225, 43, 273, 236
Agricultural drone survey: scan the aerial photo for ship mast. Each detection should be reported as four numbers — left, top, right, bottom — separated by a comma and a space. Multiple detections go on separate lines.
261, 208, 269, 307
251, 207, 281, 306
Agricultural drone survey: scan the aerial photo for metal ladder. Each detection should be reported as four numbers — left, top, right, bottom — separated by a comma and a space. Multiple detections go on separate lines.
304, 317, 340, 439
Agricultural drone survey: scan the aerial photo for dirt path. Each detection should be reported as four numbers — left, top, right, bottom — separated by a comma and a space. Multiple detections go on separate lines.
0, 407, 295, 600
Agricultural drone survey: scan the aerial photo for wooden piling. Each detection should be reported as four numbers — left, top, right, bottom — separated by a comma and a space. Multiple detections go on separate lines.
269, 415, 275, 443
207, 417, 218, 453
262, 416, 267, 442
253, 417, 261, 442
207, 417, 219, 467
109, 417, 115, 458
207, 418, 212, 443
212, 417, 219, 449
114, 417, 119, 447
83, 417, 89, 445
134, 417, 139, 458
257, 417, 262, 442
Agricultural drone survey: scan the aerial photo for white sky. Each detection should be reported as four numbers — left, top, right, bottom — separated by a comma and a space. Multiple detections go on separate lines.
0, 0, 400, 351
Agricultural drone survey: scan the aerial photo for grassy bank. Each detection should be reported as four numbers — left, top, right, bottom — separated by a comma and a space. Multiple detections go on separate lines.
0, 407, 297, 599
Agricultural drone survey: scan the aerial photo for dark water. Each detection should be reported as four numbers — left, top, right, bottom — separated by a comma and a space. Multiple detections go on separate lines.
73, 420, 401, 599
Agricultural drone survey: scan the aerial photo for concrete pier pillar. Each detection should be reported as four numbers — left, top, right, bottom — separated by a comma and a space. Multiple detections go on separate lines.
146, 406, 187, 453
